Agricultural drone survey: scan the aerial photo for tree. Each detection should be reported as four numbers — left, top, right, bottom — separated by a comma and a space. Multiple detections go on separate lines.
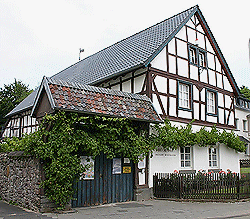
240, 86, 250, 100
0, 79, 32, 131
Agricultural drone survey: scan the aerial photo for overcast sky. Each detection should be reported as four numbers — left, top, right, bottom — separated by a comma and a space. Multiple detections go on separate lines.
1, 0, 249, 90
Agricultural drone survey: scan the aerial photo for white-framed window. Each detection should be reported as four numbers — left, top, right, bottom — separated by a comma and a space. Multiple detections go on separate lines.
207, 91, 216, 114
189, 47, 197, 64
209, 148, 218, 168
243, 120, 247, 131
180, 146, 192, 168
179, 83, 190, 109
199, 51, 206, 67
235, 118, 239, 130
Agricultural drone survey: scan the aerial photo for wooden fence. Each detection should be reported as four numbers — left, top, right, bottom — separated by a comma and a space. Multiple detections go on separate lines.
153, 172, 250, 200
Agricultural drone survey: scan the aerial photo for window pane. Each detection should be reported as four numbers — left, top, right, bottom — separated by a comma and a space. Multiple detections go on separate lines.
181, 154, 184, 160
185, 161, 190, 167
181, 161, 184, 167
180, 147, 184, 153
185, 154, 190, 160
209, 161, 211, 167
185, 147, 190, 153
213, 161, 217, 167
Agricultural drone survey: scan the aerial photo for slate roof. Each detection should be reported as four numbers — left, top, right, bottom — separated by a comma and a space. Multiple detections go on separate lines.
6, 89, 38, 117
33, 78, 161, 123
51, 6, 197, 85
6, 4, 240, 118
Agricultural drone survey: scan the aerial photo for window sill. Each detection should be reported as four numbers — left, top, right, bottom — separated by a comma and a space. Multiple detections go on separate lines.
178, 107, 192, 112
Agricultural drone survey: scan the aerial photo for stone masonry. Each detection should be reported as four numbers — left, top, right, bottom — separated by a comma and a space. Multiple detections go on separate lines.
0, 152, 43, 211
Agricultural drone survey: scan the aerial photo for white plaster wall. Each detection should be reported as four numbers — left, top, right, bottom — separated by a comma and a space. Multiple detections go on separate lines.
168, 39, 175, 55
228, 112, 234, 126
197, 32, 205, 49
152, 94, 162, 115
197, 24, 204, 34
193, 86, 199, 101
187, 27, 196, 45
168, 55, 176, 74
207, 115, 217, 123
194, 102, 199, 120
200, 89, 205, 102
176, 27, 186, 41
219, 144, 240, 173
177, 40, 188, 58
193, 146, 208, 171
154, 76, 167, 93
122, 80, 131, 93
207, 53, 215, 70
201, 104, 205, 121
200, 69, 208, 83
149, 143, 241, 188
134, 74, 145, 93
178, 110, 192, 119
206, 37, 214, 53
112, 84, 120, 91
169, 97, 176, 117
218, 108, 225, 124
190, 65, 198, 81
177, 59, 188, 77
169, 79, 176, 95
215, 57, 221, 72
149, 149, 179, 187
186, 19, 195, 29
223, 75, 233, 92
208, 70, 216, 86
218, 93, 224, 107
151, 47, 167, 71
224, 95, 232, 109
216, 73, 223, 89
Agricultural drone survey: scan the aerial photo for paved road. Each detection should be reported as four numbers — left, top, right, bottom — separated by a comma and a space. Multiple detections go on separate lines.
0, 200, 52, 219
2, 199, 250, 218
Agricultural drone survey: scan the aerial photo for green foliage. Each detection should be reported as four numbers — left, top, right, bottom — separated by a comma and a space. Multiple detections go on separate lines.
1, 111, 151, 208
240, 86, 250, 100
1, 112, 245, 208
0, 79, 32, 130
150, 120, 196, 150
150, 119, 246, 152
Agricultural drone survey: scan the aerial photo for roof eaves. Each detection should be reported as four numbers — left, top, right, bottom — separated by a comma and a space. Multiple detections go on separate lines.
196, 8, 240, 96
53, 107, 162, 124
88, 64, 145, 86
144, 6, 198, 67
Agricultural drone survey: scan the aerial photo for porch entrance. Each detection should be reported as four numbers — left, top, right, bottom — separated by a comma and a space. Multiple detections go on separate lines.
72, 154, 134, 207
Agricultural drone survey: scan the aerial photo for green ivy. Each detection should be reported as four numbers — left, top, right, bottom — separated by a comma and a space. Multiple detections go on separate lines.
1, 111, 151, 208
150, 119, 246, 152
1, 113, 245, 209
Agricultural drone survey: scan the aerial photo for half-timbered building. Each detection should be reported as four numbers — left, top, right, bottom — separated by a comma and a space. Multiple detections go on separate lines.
1, 5, 245, 202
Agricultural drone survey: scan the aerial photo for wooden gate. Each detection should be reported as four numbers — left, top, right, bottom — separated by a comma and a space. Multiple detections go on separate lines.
72, 154, 134, 207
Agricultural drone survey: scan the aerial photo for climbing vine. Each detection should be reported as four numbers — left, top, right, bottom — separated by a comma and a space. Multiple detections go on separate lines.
1, 111, 151, 208
1, 113, 245, 209
150, 119, 246, 152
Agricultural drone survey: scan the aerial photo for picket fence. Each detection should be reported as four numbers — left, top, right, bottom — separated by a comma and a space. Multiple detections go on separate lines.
153, 172, 250, 200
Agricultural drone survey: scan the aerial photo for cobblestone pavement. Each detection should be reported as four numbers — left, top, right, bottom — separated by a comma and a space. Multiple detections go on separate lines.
2, 199, 250, 219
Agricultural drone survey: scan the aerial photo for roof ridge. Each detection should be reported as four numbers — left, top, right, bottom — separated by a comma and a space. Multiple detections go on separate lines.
50, 5, 198, 80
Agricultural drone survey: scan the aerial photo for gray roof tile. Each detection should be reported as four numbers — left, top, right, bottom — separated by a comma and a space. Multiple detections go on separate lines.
51, 6, 197, 85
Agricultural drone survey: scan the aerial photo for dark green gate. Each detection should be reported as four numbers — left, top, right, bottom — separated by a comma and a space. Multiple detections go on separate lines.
72, 154, 134, 207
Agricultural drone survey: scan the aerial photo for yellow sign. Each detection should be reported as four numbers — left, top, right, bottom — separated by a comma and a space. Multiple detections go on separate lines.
123, 166, 131, 174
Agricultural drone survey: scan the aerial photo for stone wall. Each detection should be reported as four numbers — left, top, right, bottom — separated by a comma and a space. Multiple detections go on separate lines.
0, 152, 43, 212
